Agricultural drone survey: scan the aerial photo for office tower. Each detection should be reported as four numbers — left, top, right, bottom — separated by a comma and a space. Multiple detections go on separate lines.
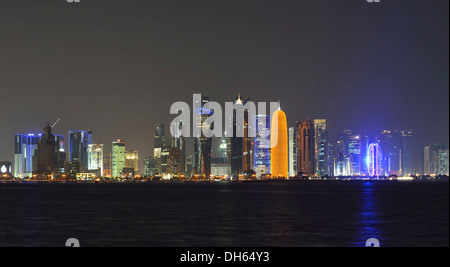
112, 139, 126, 177
439, 149, 449, 175
271, 109, 288, 178
253, 115, 271, 178
103, 153, 111, 177
154, 125, 166, 150
368, 142, 382, 177
14, 133, 42, 178
359, 134, 370, 176
64, 161, 80, 179
242, 98, 252, 173
230, 95, 251, 178
34, 123, 59, 176
172, 121, 186, 175
298, 119, 315, 176
400, 130, 413, 175
423, 146, 431, 174
288, 127, 295, 177
314, 119, 328, 177
332, 130, 352, 176
125, 150, 139, 173
348, 134, 362, 176
144, 157, 157, 177
69, 130, 89, 171
380, 130, 401, 176
431, 142, 445, 174
54, 134, 66, 173
194, 95, 212, 179
88, 143, 104, 175
186, 155, 193, 178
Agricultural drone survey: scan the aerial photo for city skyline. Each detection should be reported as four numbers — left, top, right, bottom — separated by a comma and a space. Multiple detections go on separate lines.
5, 104, 450, 178
0, 0, 448, 172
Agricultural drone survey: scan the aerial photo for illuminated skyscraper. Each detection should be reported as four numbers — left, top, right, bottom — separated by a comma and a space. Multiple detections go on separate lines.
368, 142, 382, 177
422, 146, 431, 174
88, 143, 104, 175
288, 127, 296, 177
14, 133, 41, 178
112, 139, 126, 177
69, 130, 90, 171
381, 130, 401, 176
314, 119, 328, 177
400, 130, 414, 175
143, 157, 157, 177
125, 150, 139, 173
431, 142, 445, 174
34, 123, 60, 176
332, 130, 352, 176
298, 119, 315, 176
103, 153, 111, 177
439, 149, 449, 175
348, 134, 362, 176
271, 110, 288, 178
194, 95, 212, 179
253, 115, 271, 178
230, 95, 252, 178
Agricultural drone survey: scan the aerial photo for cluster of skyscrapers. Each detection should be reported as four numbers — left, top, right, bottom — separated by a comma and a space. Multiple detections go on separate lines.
6, 95, 450, 180
12, 124, 140, 179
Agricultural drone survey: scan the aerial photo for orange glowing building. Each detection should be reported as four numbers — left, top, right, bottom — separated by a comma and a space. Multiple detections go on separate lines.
271, 109, 288, 178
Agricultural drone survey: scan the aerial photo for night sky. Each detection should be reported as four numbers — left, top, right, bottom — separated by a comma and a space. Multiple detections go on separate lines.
0, 0, 448, 170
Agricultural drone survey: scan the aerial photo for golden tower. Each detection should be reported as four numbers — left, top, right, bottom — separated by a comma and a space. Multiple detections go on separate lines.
271, 110, 288, 178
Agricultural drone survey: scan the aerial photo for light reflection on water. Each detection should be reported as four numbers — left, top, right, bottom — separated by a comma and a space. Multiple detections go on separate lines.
355, 182, 383, 247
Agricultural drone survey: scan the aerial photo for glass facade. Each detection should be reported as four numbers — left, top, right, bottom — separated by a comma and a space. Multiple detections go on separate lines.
253, 115, 271, 178
112, 139, 126, 177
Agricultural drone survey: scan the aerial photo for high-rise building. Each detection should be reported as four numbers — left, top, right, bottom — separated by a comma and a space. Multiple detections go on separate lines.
380, 130, 401, 176
400, 130, 414, 175
253, 115, 271, 178
288, 127, 295, 177
348, 134, 362, 176
125, 150, 139, 173
271, 109, 288, 178
368, 142, 382, 177
438, 149, 449, 175
230, 95, 252, 178
34, 123, 60, 176
69, 130, 90, 171
14, 133, 41, 178
332, 130, 352, 176
143, 157, 157, 177
172, 121, 186, 175
314, 119, 328, 177
298, 119, 315, 176
103, 153, 111, 177
194, 95, 212, 179
431, 142, 445, 174
154, 125, 166, 151
88, 143, 104, 175
422, 146, 431, 174
112, 139, 126, 177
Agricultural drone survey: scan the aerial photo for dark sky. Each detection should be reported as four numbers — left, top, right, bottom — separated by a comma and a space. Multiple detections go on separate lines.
0, 0, 448, 170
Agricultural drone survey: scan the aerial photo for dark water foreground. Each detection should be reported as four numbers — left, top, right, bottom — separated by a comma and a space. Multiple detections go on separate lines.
0, 181, 448, 247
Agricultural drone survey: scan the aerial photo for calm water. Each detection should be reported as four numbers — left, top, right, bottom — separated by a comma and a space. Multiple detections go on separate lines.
0, 181, 448, 247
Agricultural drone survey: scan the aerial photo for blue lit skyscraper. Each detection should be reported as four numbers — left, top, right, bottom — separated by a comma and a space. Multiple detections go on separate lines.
69, 130, 91, 171
14, 133, 42, 178
314, 119, 328, 177
253, 115, 271, 178
368, 142, 382, 177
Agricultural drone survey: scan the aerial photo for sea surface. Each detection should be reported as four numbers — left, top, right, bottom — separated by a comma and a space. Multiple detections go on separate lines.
0, 181, 448, 247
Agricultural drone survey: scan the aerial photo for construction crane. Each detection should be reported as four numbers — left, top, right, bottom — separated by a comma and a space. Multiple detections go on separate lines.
52, 118, 61, 128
